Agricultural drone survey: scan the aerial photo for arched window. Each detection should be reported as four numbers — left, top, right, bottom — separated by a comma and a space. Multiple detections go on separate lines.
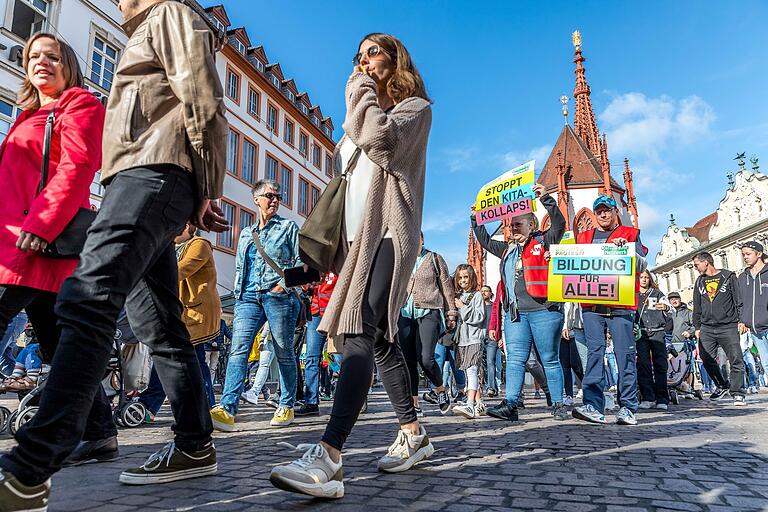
574, 207, 595, 235
540, 214, 551, 232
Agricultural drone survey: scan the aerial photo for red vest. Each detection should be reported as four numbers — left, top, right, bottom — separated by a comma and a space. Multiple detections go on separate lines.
310, 273, 337, 316
522, 235, 549, 298
576, 226, 643, 309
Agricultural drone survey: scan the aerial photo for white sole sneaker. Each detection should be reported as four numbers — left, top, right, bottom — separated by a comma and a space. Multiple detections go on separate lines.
378, 442, 435, 473
270, 472, 344, 499
119, 463, 218, 485
452, 406, 475, 419
211, 419, 235, 432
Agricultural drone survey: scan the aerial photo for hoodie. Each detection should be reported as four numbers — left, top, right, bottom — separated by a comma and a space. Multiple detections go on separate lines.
692, 270, 742, 329
737, 264, 768, 333
669, 303, 694, 343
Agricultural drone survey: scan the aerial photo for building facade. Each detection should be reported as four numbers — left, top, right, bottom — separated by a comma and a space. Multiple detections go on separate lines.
468, 31, 640, 290
653, 155, 766, 303
0, 0, 335, 301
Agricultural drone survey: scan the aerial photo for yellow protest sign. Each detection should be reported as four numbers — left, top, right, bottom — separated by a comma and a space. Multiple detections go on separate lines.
474, 161, 536, 225
547, 243, 636, 306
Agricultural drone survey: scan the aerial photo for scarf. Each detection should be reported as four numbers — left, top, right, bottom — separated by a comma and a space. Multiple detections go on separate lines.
502, 242, 522, 320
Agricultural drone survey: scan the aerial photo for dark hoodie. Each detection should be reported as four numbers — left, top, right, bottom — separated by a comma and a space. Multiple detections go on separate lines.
693, 270, 741, 329
738, 264, 768, 332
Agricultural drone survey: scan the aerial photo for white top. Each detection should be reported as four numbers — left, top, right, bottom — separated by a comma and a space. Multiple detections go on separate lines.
339, 137, 391, 241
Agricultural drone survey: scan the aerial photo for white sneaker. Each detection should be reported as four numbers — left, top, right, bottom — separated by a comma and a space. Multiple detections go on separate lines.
655, 402, 669, 410
270, 443, 344, 498
638, 401, 655, 410
604, 393, 617, 411
452, 404, 476, 419
475, 401, 487, 417
241, 388, 259, 405
563, 395, 574, 407
575, 389, 583, 400
377, 427, 434, 473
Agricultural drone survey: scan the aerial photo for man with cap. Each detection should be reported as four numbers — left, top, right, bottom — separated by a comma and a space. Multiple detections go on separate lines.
668, 292, 695, 344
738, 241, 768, 386
571, 195, 648, 426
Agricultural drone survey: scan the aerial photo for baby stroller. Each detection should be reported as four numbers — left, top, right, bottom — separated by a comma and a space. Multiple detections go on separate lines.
667, 338, 705, 405
2, 366, 50, 435
107, 313, 149, 428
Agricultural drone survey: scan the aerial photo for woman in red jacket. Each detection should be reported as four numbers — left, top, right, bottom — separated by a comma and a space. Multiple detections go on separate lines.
0, 33, 114, 463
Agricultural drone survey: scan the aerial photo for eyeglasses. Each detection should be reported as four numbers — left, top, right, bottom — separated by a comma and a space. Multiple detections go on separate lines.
353, 44, 382, 65
260, 192, 281, 201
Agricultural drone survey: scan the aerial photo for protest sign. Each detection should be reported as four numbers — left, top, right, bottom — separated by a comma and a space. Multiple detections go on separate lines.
474, 161, 536, 225
547, 243, 636, 306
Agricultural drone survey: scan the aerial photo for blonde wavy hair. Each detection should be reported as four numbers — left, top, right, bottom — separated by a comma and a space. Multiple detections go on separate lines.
358, 33, 430, 104
18, 33, 83, 111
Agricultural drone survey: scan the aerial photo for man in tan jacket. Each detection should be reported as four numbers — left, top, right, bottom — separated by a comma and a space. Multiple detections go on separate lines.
0, 1, 228, 507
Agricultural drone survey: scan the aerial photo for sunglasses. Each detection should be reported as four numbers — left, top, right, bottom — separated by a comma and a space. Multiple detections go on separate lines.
260, 192, 281, 201
352, 44, 382, 65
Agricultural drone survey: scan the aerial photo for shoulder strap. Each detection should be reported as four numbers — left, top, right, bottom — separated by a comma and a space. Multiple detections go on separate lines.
250, 227, 285, 278
36, 108, 56, 198
341, 145, 362, 178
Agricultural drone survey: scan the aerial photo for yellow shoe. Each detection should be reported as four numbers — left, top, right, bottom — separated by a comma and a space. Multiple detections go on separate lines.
270, 406, 294, 427
210, 405, 235, 432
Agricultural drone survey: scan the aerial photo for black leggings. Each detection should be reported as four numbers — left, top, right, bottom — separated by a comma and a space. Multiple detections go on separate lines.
322, 240, 416, 451
560, 338, 584, 397
398, 309, 443, 396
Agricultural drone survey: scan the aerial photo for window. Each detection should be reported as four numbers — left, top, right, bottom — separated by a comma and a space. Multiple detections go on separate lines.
265, 154, 278, 181
253, 59, 265, 73
311, 185, 320, 210
226, 67, 240, 102
284, 119, 294, 146
239, 209, 254, 240
323, 126, 332, 138
217, 201, 236, 250
298, 178, 310, 217
311, 115, 321, 127
10, 0, 48, 40
325, 153, 333, 178
268, 73, 281, 88
234, 39, 246, 55
267, 103, 278, 135
210, 16, 225, 33
0, 99, 17, 145
90, 36, 119, 91
279, 165, 292, 207
311, 143, 321, 168
299, 132, 308, 158
247, 87, 260, 119
298, 103, 309, 115
226, 129, 239, 174
241, 139, 257, 184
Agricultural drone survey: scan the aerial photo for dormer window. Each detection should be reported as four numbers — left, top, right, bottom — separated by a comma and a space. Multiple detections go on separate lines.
210, 16, 225, 33
299, 103, 309, 115
283, 88, 295, 102
253, 59, 264, 72
311, 115, 320, 127
323, 126, 332, 138
234, 39, 246, 55
269, 73, 281, 88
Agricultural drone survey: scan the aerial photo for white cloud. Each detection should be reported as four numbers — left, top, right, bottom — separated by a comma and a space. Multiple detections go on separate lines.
441, 146, 479, 173
422, 209, 468, 234
501, 144, 551, 169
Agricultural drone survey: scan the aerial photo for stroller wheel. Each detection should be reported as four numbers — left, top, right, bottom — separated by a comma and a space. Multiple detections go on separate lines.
0, 406, 10, 434
694, 390, 704, 400
14, 407, 38, 434
670, 390, 679, 405
120, 402, 146, 428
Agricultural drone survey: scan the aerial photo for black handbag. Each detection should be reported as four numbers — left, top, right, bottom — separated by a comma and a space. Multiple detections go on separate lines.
35, 107, 97, 259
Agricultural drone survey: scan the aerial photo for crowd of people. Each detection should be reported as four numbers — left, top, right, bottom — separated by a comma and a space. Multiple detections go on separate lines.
0, 0, 761, 510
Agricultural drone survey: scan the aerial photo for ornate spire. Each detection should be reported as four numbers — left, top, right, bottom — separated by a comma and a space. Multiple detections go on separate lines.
623, 158, 639, 228
572, 31, 601, 158
600, 134, 612, 196
560, 95, 569, 125
467, 221, 485, 285
556, 150, 570, 230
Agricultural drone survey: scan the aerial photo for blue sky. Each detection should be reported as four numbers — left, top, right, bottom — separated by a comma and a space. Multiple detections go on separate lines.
207, 1, 768, 271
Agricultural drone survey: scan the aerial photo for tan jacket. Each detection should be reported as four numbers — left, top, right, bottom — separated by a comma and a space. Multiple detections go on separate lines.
101, 1, 226, 199
178, 237, 221, 345
405, 251, 457, 319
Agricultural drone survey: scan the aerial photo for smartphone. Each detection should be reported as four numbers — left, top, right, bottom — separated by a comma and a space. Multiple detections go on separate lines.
284, 266, 321, 288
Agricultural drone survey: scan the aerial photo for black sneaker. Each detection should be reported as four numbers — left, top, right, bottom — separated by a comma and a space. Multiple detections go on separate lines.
0, 470, 50, 511
710, 388, 729, 401
437, 390, 451, 415
294, 403, 320, 417
414, 406, 424, 418
119, 441, 216, 485
422, 390, 438, 405
455, 392, 467, 405
487, 400, 518, 421
552, 402, 569, 421
487, 389, 498, 398
63, 435, 119, 467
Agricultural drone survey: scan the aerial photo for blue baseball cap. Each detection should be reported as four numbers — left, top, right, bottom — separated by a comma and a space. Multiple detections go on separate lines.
593, 195, 617, 211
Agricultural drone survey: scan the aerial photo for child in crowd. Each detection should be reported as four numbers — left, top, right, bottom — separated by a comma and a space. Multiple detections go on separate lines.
0, 325, 42, 392
451, 264, 487, 418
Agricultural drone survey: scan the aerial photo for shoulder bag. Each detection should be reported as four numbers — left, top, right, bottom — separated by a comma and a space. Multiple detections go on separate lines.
37, 107, 97, 259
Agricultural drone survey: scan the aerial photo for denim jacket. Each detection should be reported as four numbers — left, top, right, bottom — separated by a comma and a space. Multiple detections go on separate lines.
233, 214, 302, 299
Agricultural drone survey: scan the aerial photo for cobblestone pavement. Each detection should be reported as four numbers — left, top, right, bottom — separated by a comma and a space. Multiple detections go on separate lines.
1, 390, 767, 512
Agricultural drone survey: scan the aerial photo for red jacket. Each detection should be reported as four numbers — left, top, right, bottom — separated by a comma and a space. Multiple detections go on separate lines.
0, 88, 104, 293
311, 273, 338, 316
489, 280, 504, 337
576, 225, 646, 310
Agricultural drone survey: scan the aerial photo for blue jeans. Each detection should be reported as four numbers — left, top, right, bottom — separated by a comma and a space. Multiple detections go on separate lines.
503, 309, 565, 405
750, 331, 768, 361
434, 343, 465, 390
141, 344, 215, 414
220, 291, 300, 414
583, 311, 638, 413
250, 339, 277, 396
605, 352, 618, 389
571, 328, 588, 372
698, 361, 713, 391
743, 349, 759, 388
0, 313, 26, 376
484, 339, 503, 391
303, 314, 326, 405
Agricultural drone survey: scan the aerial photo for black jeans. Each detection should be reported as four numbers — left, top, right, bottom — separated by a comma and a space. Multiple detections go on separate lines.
0, 285, 116, 442
0, 166, 213, 486
637, 331, 669, 404
560, 338, 584, 397
398, 309, 443, 396
293, 326, 306, 402
322, 240, 416, 450
699, 324, 745, 397
526, 345, 550, 396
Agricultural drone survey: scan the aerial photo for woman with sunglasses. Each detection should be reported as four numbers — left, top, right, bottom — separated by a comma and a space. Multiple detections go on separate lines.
271, 33, 433, 499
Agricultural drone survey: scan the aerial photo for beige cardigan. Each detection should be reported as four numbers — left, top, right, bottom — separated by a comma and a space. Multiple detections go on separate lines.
319, 73, 432, 344
405, 251, 457, 319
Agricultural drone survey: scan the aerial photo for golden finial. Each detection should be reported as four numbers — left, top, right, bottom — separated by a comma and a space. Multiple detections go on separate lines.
572, 30, 582, 50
